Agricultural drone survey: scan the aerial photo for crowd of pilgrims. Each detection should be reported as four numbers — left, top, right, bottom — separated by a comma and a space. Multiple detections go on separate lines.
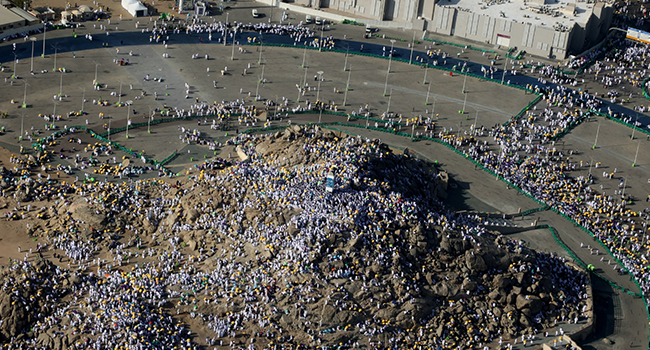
145, 13, 338, 50
0, 119, 592, 349
5, 6, 650, 348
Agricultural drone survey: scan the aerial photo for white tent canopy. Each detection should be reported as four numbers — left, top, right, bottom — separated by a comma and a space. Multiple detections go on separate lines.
121, 0, 147, 17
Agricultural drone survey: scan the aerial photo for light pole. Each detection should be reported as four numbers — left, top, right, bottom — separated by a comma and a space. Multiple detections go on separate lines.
343, 65, 351, 106
260, 60, 266, 82
52, 100, 57, 121
318, 22, 324, 52
462, 69, 468, 93
461, 87, 468, 114
473, 108, 479, 134
118, 81, 123, 105
302, 66, 308, 88
52, 44, 59, 72
296, 81, 302, 103
631, 113, 639, 140
425, 82, 431, 105
409, 31, 415, 65
343, 46, 349, 71
224, 13, 229, 46
633, 140, 641, 167
432, 97, 436, 117
258, 34, 263, 65
80, 88, 86, 113
593, 120, 601, 149
93, 61, 100, 85
41, 22, 46, 58
126, 105, 131, 138
12, 52, 17, 79
59, 71, 63, 97
22, 82, 29, 108
383, 39, 396, 97
301, 45, 307, 68
255, 75, 261, 101
386, 88, 393, 113
30, 37, 36, 73
318, 106, 323, 124
501, 69, 506, 85
231, 28, 236, 60
423, 63, 428, 85
316, 71, 324, 102
19, 113, 24, 141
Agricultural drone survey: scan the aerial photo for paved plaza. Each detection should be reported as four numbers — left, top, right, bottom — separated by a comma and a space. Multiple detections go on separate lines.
0, 1, 649, 349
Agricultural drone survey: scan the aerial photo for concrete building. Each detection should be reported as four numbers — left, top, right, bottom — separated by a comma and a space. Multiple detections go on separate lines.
426, 0, 613, 59
279, 0, 613, 59
0, 5, 26, 32
28, 7, 56, 21
0, 4, 42, 37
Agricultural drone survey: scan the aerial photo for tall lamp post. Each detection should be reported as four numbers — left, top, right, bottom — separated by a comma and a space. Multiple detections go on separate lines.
52, 44, 59, 72
41, 22, 46, 58
633, 140, 641, 167
409, 31, 415, 65
318, 21, 324, 52
383, 39, 396, 97
30, 37, 36, 73
231, 28, 236, 60
316, 71, 324, 102
12, 52, 17, 79
118, 81, 123, 105
19, 113, 24, 141
593, 120, 601, 149
126, 105, 131, 138
224, 12, 229, 46
93, 61, 101, 85
423, 63, 428, 85
258, 34, 263, 65
80, 88, 86, 113
22, 82, 29, 108
343, 65, 351, 106
59, 71, 64, 97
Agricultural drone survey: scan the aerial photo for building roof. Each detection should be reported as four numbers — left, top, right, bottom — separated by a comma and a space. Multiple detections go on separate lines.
78, 5, 93, 13
0, 5, 26, 25
437, 0, 606, 31
29, 7, 56, 16
10, 7, 39, 22
122, 0, 147, 11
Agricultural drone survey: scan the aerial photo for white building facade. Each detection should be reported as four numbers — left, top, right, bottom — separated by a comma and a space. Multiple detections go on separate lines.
282, 0, 613, 59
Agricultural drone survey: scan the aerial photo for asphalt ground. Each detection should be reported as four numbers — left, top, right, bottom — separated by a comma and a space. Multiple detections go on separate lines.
0, 1, 649, 349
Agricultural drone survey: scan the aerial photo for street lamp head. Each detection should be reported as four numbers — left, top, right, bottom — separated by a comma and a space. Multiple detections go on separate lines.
317, 71, 324, 75
390, 39, 396, 44
30, 37, 36, 42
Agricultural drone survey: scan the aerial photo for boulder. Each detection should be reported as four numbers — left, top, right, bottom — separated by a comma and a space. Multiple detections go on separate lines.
432, 281, 458, 298
68, 198, 106, 228
515, 295, 542, 314
465, 251, 487, 272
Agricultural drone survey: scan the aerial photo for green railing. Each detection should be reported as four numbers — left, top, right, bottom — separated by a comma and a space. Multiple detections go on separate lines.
642, 75, 650, 102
